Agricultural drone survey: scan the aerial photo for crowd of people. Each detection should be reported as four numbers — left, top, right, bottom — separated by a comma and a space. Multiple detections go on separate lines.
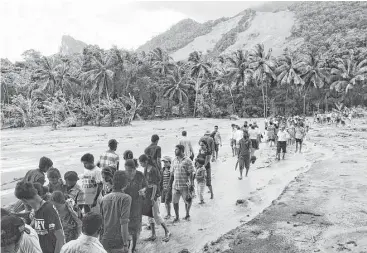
313, 110, 354, 126
1, 126, 224, 253
1, 118, 309, 253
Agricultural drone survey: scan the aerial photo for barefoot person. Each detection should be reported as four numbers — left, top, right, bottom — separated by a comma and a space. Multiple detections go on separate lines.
97, 139, 119, 171
125, 159, 146, 253
211, 126, 222, 161
276, 126, 289, 160
248, 124, 260, 159
139, 155, 170, 242
197, 140, 214, 199
237, 131, 252, 179
100, 171, 131, 253
229, 124, 237, 157
15, 182, 65, 253
161, 156, 173, 219
195, 158, 207, 204
295, 123, 306, 153
169, 145, 195, 222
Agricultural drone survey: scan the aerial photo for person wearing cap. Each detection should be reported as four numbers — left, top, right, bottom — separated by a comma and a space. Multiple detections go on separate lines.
198, 131, 215, 159
161, 156, 172, 219
14, 181, 65, 253
97, 139, 120, 171
1, 214, 43, 253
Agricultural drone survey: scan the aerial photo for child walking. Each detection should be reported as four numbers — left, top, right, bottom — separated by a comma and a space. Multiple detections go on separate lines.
195, 158, 207, 204
161, 156, 172, 219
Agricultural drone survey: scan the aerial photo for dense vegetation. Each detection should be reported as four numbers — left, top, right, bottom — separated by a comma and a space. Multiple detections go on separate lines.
1, 2, 367, 129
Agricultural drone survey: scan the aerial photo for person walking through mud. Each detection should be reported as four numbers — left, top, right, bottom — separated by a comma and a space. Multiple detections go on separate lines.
236, 131, 252, 180
276, 126, 289, 160
169, 145, 195, 222
229, 124, 237, 157
211, 126, 222, 162
295, 123, 306, 153
139, 155, 170, 242
124, 159, 146, 252
197, 140, 214, 199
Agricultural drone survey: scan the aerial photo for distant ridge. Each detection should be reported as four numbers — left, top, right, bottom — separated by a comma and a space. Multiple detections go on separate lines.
59, 35, 87, 55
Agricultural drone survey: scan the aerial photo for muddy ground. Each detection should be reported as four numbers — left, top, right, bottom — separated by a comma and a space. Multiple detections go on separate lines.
202, 119, 367, 253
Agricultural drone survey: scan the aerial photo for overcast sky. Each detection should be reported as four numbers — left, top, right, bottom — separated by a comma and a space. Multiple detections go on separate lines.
0, 0, 263, 62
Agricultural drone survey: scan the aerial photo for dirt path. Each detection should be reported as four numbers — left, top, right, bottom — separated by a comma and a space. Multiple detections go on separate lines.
201, 119, 367, 253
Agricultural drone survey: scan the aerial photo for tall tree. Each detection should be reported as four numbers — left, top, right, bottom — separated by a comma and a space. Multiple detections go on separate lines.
226, 50, 253, 88
149, 47, 174, 77
330, 50, 367, 93
188, 51, 211, 117
249, 44, 277, 118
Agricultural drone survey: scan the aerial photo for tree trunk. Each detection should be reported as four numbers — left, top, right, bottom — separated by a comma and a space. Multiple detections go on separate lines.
229, 83, 236, 114
193, 78, 200, 118
98, 95, 101, 126
261, 85, 266, 118
303, 95, 306, 115
265, 80, 268, 118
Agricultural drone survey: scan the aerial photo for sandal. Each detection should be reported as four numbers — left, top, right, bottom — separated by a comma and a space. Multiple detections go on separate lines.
162, 232, 171, 242
144, 236, 157, 242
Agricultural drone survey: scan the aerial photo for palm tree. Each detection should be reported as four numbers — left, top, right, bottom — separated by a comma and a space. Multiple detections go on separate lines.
163, 65, 192, 114
249, 44, 277, 118
226, 50, 253, 88
330, 51, 367, 93
188, 51, 211, 117
149, 48, 174, 77
300, 52, 330, 114
32, 56, 60, 95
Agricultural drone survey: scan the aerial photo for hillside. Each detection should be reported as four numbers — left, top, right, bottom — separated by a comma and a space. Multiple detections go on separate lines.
137, 1, 367, 60
59, 35, 87, 55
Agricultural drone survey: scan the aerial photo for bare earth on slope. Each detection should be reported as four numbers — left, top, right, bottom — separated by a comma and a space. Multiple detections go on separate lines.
202, 119, 367, 253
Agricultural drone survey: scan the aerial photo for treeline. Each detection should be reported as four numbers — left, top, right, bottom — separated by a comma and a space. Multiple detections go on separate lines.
1, 39, 367, 128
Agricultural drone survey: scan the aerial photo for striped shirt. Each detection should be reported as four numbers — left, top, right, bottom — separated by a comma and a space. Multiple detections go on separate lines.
98, 150, 119, 170
171, 156, 194, 190
162, 167, 171, 190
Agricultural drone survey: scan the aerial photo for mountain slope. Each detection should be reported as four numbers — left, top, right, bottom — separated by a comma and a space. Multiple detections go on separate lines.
59, 35, 87, 55
137, 1, 366, 60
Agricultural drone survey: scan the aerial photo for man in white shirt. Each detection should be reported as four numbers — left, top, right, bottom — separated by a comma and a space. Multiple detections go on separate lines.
61, 212, 107, 253
179, 131, 195, 160
248, 124, 261, 158
1, 214, 43, 253
234, 126, 243, 156
277, 125, 290, 160
229, 124, 237, 157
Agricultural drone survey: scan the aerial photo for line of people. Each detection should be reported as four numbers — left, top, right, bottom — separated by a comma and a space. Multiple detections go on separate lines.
1, 126, 224, 253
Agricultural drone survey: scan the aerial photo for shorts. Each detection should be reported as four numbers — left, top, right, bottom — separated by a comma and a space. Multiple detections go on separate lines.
206, 166, 212, 187
238, 155, 250, 170
161, 188, 172, 204
173, 188, 189, 204
214, 143, 219, 152
268, 138, 275, 142
230, 139, 236, 147
296, 138, 303, 144
251, 139, 259, 150
277, 141, 287, 153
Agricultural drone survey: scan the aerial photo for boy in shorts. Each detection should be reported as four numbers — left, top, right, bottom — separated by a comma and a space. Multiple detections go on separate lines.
161, 156, 172, 219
